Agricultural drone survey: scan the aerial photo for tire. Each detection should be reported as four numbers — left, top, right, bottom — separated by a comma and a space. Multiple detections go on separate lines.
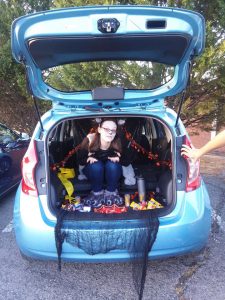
19, 250, 34, 262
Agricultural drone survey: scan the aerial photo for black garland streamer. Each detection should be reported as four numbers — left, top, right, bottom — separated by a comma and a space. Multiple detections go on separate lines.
55, 210, 159, 300
52, 125, 162, 298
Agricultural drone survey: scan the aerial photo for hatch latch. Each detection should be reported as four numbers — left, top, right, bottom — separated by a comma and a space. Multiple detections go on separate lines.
97, 18, 120, 33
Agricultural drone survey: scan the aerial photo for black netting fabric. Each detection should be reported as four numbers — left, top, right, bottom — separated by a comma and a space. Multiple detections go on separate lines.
55, 209, 159, 300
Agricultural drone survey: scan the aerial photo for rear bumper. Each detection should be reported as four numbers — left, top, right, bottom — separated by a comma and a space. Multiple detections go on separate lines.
14, 182, 211, 262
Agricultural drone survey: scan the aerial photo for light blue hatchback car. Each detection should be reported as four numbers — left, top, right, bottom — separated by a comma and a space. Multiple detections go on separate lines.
11, 5, 211, 263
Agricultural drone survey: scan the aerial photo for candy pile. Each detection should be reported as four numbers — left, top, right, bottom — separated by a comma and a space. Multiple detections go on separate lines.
94, 205, 128, 214
125, 191, 164, 211
61, 196, 92, 212
61, 191, 164, 213
130, 198, 163, 210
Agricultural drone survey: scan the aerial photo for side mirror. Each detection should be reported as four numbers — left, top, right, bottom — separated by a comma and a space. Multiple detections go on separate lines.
20, 132, 30, 140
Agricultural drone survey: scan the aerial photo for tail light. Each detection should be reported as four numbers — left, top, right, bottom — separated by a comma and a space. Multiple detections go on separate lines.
21, 139, 38, 196
183, 136, 201, 192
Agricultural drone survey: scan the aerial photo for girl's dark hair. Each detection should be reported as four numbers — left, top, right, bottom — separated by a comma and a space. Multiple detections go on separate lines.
89, 118, 122, 153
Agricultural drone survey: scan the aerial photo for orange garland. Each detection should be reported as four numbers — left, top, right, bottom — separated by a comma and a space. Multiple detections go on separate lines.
122, 127, 171, 169
51, 144, 81, 171
50, 126, 171, 171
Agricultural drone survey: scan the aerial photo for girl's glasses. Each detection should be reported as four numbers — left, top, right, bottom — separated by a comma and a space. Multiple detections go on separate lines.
101, 127, 117, 134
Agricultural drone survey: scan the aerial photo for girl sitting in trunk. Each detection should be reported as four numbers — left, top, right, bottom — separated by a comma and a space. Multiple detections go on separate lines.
79, 118, 123, 207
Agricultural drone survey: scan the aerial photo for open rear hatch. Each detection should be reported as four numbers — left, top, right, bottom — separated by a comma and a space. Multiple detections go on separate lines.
11, 5, 205, 108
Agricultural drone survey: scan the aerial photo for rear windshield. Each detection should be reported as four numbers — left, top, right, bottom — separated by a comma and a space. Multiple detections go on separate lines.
42, 60, 174, 92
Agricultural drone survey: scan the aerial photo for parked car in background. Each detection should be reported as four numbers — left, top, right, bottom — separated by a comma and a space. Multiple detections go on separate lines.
0, 123, 29, 198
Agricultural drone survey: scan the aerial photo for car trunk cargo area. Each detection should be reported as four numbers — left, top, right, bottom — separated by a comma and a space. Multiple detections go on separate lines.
47, 116, 173, 217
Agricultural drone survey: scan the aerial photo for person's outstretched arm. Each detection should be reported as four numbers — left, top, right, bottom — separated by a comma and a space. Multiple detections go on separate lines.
181, 130, 225, 162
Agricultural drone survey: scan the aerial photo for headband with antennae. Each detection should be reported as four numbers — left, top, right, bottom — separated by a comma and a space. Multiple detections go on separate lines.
95, 118, 126, 126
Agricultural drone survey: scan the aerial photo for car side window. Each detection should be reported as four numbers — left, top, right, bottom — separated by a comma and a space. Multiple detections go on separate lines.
0, 125, 17, 144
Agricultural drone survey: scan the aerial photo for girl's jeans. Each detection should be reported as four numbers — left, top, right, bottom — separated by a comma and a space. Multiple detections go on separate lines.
83, 160, 122, 192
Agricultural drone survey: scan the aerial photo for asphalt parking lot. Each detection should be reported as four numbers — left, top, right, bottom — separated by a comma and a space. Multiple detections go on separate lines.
0, 154, 225, 300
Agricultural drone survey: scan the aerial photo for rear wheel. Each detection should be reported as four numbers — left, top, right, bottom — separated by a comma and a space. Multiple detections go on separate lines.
19, 250, 34, 262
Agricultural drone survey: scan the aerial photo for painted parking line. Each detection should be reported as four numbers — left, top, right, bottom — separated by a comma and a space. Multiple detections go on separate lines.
2, 220, 13, 233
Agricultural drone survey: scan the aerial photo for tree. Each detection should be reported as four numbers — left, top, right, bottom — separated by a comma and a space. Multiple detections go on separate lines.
0, 0, 53, 132
47, 0, 175, 94
0, 0, 225, 132
52, 0, 225, 130
0, 0, 53, 94
166, 0, 225, 130
44, 61, 173, 92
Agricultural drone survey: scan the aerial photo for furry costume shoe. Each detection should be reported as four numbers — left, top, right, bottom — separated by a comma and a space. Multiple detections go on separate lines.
83, 190, 104, 208
104, 190, 124, 206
